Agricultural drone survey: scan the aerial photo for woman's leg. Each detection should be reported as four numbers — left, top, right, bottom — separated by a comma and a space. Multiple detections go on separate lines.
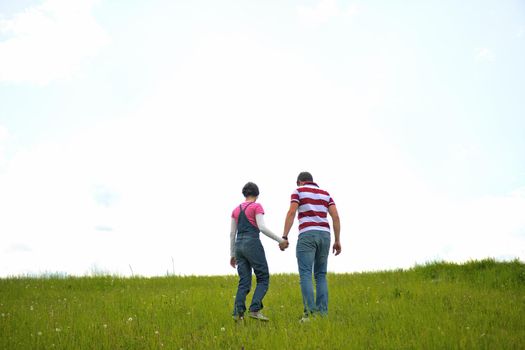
247, 240, 269, 312
233, 252, 252, 316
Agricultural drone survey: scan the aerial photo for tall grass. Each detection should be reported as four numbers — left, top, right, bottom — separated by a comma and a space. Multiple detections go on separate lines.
1, 259, 524, 349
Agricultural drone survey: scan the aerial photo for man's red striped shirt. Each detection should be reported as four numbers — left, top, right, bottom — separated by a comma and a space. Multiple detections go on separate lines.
291, 182, 335, 234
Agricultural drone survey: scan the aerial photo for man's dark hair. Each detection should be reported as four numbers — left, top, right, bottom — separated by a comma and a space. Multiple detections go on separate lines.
242, 182, 259, 197
297, 171, 314, 183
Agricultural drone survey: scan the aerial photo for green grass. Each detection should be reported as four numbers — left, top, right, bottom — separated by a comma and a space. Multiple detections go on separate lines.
1, 259, 524, 349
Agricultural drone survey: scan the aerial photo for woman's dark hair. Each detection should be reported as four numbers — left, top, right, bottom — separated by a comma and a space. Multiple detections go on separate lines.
242, 182, 259, 197
297, 171, 313, 183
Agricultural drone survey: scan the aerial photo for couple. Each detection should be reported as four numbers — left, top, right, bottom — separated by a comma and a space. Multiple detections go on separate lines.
229, 171, 341, 322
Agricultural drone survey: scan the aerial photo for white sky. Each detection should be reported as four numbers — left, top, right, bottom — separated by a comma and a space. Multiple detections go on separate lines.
1, 0, 524, 277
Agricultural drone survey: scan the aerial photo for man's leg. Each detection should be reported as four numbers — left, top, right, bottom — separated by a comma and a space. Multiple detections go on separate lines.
296, 232, 316, 315
314, 232, 331, 315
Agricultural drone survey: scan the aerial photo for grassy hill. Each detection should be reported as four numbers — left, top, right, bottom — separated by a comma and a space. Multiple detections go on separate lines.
1, 259, 524, 349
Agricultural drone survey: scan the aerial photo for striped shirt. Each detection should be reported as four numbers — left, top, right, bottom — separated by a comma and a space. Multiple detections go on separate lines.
291, 182, 335, 234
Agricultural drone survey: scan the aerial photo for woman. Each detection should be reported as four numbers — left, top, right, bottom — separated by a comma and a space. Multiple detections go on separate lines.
230, 182, 288, 321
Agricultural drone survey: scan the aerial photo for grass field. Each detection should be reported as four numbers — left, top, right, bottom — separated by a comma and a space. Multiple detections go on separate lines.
1, 259, 524, 349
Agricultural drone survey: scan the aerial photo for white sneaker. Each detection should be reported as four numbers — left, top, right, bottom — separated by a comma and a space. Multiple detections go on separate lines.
249, 311, 269, 321
232, 314, 244, 322
300, 313, 316, 323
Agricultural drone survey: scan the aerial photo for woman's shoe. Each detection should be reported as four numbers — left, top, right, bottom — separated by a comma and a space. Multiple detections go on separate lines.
248, 311, 269, 321
232, 313, 245, 322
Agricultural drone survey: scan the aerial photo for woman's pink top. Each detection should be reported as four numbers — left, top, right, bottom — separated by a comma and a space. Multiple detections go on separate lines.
231, 202, 265, 228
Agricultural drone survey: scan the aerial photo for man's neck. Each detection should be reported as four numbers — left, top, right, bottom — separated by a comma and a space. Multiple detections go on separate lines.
300, 181, 318, 187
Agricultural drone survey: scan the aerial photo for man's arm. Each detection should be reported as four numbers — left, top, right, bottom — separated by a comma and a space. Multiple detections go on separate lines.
328, 204, 341, 255
283, 202, 299, 239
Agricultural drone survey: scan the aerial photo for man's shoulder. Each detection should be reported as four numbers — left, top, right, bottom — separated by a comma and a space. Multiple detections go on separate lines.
298, 186, 330, 196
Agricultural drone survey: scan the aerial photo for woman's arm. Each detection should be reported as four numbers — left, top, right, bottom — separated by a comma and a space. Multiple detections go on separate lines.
230, 218, 237, 257
256, 214, 285, 243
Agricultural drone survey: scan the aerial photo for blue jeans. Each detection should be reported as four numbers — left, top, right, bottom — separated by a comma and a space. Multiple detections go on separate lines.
296, 230, 331, 315
233, 236, 269, 315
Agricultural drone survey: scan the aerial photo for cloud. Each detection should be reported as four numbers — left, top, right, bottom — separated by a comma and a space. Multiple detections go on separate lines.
511, 187, 525, 198
337, 184, 525, 272
5, 243, 32, 253
434, 192, 525, 261
2, 116, 524, 276
94, 225, 113, 232
297, 0, 359, 26
93, 185, 118, 207
0, 32, 390, 276
0, 0, 109, 85
0, 125, 8, 141
475, 47, 494, 62
1, 31, 523, 277
0, 124, 9, 166
451, 143, 480, 162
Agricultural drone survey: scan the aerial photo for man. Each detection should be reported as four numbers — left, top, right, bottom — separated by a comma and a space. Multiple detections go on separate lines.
282, 171, 341, 321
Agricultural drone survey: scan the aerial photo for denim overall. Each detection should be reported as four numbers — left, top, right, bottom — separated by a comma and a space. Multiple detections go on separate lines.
233, 202, 269, 316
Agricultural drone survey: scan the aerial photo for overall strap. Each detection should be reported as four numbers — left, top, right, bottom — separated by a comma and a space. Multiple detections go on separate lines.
239, 202, 253, 214
236, 202, 260, 236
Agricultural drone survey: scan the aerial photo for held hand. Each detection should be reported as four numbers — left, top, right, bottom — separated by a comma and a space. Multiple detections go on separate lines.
332, 241, 342, 256
279, 240, 289, 251
230, 257, 237, 268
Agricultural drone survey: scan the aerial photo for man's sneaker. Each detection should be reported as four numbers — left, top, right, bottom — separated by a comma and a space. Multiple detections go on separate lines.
248, 311, 269, 321
299, 313, 314, 323
232, 314, 244, 322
